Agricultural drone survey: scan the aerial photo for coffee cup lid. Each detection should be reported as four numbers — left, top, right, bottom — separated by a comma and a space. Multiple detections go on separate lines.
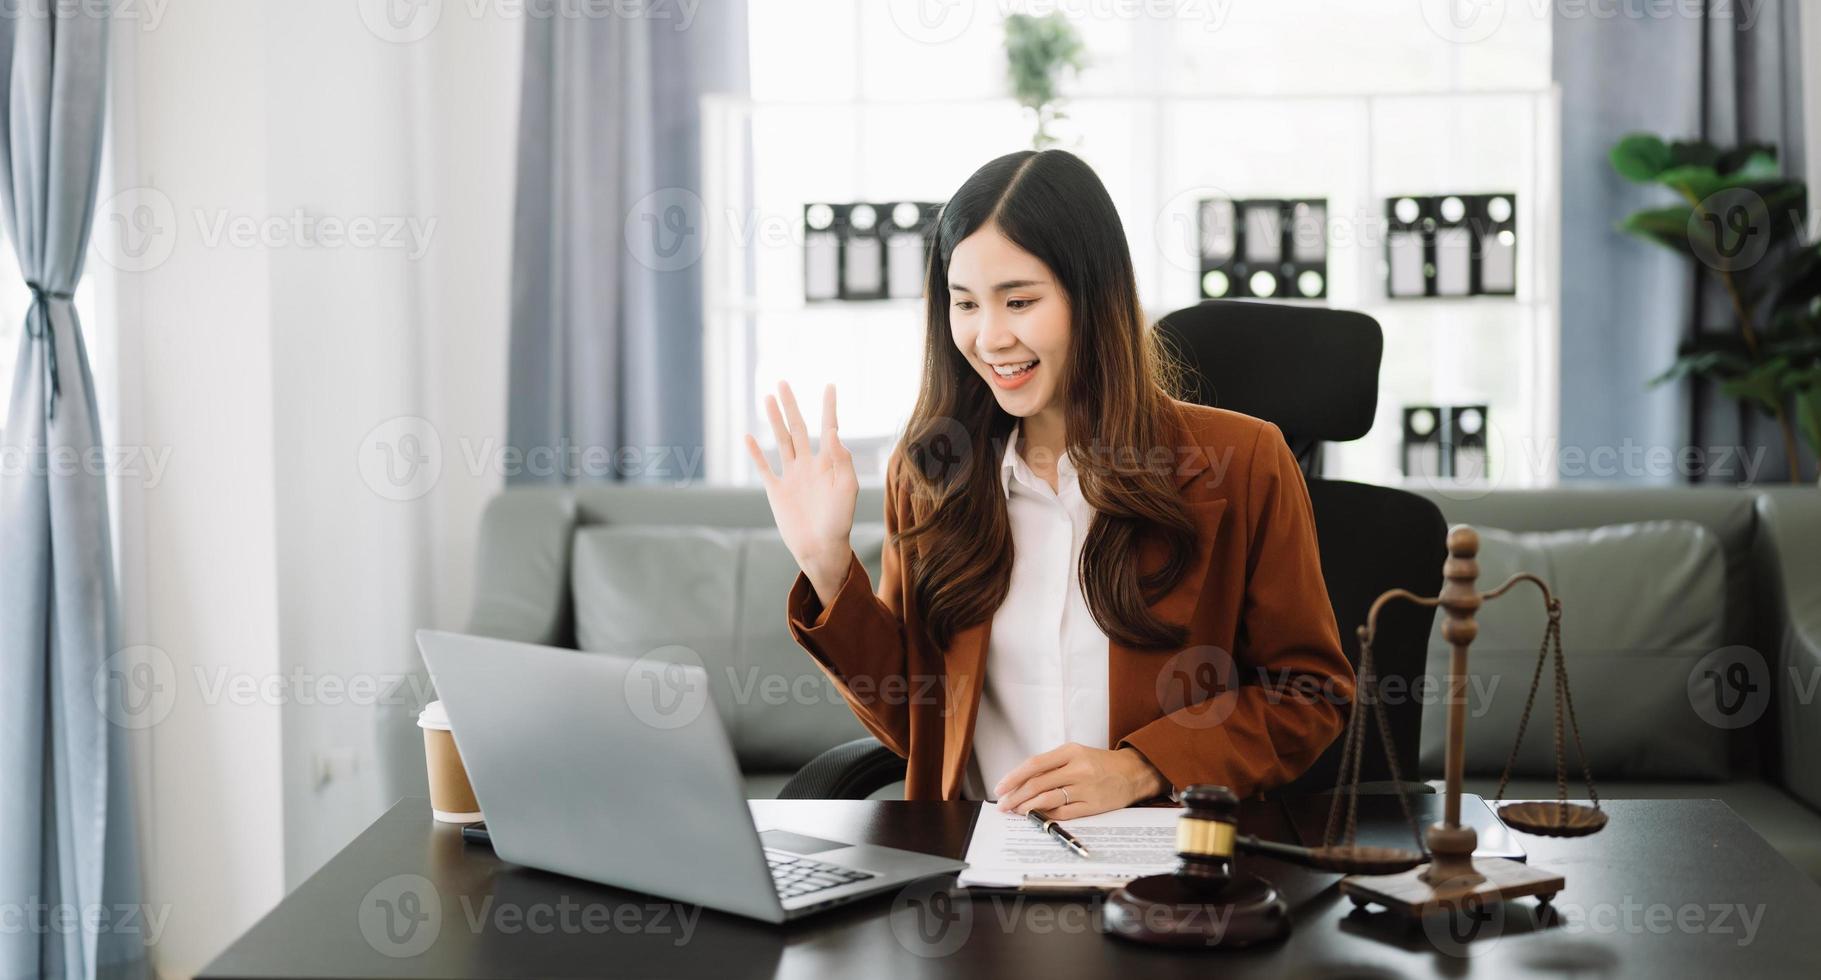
417, 700, 452, 731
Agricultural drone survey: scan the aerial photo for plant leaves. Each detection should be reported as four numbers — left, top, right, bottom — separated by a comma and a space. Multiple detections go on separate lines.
1766, 304, 1821, 337
1793, 385, 1821, 460
1004, 13, 1085, 110
1718, 357, 1795, 415
1656, 154, 1780, 200
1666, 139, 1721, 169
1763, 333, 1821, 360
1678, 334, 1755, 356
1654, 164, 1723, 199
1649, 348, 1753, 386
1628, 181, 1807, 267
1769, 244, 1821, 315
1745, 180, 1808, 245
1616, 204, 1695, 253
1617, 132, 1817, 441
1611, 133, 1672, 182
1717, 142, 1780, 175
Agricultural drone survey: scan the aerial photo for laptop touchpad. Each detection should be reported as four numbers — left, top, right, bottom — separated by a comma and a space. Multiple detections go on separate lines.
759, 830, 848, 854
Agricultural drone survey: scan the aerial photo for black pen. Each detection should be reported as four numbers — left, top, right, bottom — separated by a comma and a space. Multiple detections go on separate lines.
1027, 809, 1092, 859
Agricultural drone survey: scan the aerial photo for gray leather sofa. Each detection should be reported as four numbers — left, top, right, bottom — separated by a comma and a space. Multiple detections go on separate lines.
467, 483, 1821, 877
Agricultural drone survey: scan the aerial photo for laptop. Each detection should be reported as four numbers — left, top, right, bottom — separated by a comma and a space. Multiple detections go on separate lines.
414, 630, 964, 923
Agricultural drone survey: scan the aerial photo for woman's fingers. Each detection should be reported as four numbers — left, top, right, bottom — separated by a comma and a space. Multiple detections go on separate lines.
777, 382, 812, 460
821, 384, 849, 461
1043, 793, 1099, 820
994, 744, 1072, 800
743, 433, 778, 487
999, 764, 1076, 815
764, 395, 795, 462
762, 382, 846, 470
821, 384, 839, 441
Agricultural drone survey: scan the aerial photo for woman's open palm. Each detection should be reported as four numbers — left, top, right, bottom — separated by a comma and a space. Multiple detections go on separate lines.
746, 383, 858, 593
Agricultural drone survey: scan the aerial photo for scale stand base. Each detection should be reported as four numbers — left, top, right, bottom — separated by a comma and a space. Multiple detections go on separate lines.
1339, 857, 1563, 916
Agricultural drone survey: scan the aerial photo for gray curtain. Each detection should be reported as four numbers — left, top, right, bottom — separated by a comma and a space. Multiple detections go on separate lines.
1687, 0, 1810, 481
507, 1, 749, 484
1555, 0, 1809, 484
0, 6, 145, 980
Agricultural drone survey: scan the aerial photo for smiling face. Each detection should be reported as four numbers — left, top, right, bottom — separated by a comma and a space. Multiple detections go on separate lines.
945, 222, 1072, 422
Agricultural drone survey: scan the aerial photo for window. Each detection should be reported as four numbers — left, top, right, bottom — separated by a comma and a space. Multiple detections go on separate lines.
711, 0, 1557, 489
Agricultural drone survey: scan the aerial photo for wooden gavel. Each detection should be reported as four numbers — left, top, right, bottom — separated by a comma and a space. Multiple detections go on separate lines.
1170, 786, 1425, 876
1103, 785, 1292, 947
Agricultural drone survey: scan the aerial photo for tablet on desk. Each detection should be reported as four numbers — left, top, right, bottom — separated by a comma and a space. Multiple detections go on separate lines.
1283, 792, 1527, 862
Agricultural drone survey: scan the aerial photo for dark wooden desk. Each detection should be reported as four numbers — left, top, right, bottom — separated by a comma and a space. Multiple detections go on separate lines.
200, 797, 1821, 979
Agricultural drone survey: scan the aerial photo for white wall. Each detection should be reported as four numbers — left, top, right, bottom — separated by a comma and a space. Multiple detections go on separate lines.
263, 0, 521, 892
107, 3, 520, 976
110, 3, 286, 977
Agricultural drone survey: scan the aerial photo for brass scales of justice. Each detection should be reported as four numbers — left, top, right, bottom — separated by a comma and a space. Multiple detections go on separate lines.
1106, 525, 1609, 946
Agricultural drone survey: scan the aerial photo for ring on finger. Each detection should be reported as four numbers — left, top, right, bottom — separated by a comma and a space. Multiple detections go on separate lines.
1059, 786, 1071, 806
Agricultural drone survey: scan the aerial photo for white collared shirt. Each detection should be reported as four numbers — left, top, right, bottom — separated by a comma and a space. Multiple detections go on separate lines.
964, 425, 1112, 801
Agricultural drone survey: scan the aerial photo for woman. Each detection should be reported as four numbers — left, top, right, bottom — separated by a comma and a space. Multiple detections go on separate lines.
745, 149, 1353, 818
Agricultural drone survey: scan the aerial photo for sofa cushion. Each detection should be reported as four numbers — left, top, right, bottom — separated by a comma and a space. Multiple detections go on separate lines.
1419, 520, 1728, 781
733, 524, 888, 769
572, 525, 746, 743
571, 523, 888, 771
1413, 488, 1759, 652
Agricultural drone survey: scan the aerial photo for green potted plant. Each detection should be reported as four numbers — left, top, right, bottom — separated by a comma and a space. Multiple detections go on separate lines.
1003, 12, 1085, 151
1610, 133, 1820, 484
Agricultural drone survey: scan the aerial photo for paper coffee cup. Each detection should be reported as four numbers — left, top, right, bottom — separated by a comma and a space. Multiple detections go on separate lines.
418, 700, 483, 823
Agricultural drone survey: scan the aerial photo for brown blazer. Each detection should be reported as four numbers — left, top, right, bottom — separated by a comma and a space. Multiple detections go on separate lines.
786, 400, 1354, 801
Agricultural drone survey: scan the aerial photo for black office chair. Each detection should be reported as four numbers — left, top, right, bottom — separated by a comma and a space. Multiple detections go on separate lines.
781, 300, 1446, 800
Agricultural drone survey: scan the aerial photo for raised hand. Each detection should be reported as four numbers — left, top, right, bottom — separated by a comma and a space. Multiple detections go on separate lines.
745, 382, 859, 606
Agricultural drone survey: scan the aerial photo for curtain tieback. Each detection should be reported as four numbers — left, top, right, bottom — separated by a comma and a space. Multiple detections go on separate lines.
24, 279, 72, 421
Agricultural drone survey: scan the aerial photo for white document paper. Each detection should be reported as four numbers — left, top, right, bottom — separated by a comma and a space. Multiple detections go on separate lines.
956, 807, 1182, 889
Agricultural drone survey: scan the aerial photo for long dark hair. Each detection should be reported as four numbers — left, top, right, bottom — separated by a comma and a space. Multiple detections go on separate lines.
896, 149, 1197, 651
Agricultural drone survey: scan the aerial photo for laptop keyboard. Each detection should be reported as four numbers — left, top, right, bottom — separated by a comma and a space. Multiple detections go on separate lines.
766, 849, 875, 900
